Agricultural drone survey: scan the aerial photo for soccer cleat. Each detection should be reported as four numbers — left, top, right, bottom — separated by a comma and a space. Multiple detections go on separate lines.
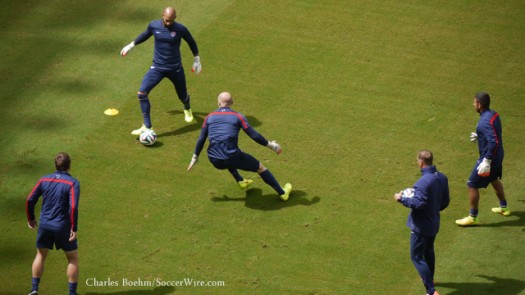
280, 183, 292, 201
131, 124, 151, 135
491, 207, 511, 216
455, 216, 478, 226
184, 109, 195, 123
238, 179, 253, 190
28, 291, 38, 295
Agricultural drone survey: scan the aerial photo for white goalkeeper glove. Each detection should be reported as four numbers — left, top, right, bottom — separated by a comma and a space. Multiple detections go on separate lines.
192, 56, 202, 74
267, 140, 282, 155
120, 41, 135, 56
477, 158, 491, 177
187, 154, 198, 172
470, 132, 478, 142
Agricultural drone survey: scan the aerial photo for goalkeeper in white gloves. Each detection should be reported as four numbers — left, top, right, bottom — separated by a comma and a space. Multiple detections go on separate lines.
120, 6, 202, 135
455, 92, 509, 227
187, 91, 292, 201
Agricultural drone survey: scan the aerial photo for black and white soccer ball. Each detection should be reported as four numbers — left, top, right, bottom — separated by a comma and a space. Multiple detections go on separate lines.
139, 129, 157, 146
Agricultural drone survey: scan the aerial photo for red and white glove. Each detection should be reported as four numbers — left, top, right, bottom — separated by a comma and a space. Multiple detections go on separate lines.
192, 56, 202, 74
267, 141, 282, 155
120, 41, 135, 56
477, 158, 491, 177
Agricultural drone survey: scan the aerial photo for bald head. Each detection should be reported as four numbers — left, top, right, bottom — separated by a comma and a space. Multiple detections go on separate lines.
218, 92, 233, 107
162, 7, 177, 27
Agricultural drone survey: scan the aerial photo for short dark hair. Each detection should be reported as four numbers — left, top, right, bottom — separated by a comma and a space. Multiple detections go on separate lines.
475, 92, 491, 109
417, 150, 433, 166
55, 152, 71, 171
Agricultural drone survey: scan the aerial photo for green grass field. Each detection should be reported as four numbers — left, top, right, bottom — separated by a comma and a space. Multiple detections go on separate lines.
1, 1, 524, 294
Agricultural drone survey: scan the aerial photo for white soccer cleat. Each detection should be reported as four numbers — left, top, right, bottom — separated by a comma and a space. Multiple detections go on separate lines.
184, 109, 195, 123
131, 124, 150, 135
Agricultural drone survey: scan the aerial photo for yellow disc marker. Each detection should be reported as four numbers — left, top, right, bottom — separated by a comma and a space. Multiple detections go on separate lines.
104, 108, 119, 116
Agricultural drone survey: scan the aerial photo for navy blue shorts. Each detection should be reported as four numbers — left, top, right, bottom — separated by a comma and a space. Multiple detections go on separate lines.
139, 65, 188, 101
209, 152, 259, 172
467, 159, 503, 189
36, 228, 78, 251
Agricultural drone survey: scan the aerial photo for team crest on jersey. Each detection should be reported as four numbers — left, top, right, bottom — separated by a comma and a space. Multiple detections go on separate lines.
170, 31, 177, 37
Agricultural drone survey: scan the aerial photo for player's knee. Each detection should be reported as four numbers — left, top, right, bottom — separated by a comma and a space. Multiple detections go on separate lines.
257, 163, 266, 174
137, 92, 148, 100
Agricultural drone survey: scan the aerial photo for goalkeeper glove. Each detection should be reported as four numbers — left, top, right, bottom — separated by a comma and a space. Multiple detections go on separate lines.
192, 56, 202, 74
267, 140, 282, 155
470, 132, 478, 142
187, 154, 198, 172
120, 41, 135, 56
477, 158, 491, 177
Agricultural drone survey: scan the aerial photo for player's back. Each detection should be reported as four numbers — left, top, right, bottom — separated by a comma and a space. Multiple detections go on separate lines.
206, 108, 248, 143
38, 172, 78, 231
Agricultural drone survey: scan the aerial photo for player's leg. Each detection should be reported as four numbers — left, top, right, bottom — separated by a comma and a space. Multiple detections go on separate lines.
456, 163, 488, 226
489, 165, 510, 215
132, 68, 164, 134
58, 229, 79, 295
410, 232, 436, 295
491, 178, 510, 216
30, 248, 49, 294
167, 67, 194, 123
424, 235, 436, 277
236, 152, 292, 200
64, 250, 79, 295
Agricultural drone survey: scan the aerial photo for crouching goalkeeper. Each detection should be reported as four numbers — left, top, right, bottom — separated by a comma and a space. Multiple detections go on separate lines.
187, 91, 292, 201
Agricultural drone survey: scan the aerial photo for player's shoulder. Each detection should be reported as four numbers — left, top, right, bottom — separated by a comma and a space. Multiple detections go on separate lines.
148, 20, 164, 29
171, 22, 190, 33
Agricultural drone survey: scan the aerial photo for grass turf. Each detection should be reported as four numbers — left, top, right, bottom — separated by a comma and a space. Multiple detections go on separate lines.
0, 1, 524, 294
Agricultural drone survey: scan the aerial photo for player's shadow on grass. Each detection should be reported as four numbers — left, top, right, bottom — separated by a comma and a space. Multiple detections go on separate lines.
476, 210, 525, 228
84, 286, 174, 295
159, 111, 262, 138
438, 275, 525, 295
211, 188, 320, 211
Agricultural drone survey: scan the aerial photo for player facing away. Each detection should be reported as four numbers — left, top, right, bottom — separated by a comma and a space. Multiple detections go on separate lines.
26, 152, 80, 295
394, 150, 450, 295
187, 92, 292, 201
456, 92, 509, 226
120, 6, 202, 135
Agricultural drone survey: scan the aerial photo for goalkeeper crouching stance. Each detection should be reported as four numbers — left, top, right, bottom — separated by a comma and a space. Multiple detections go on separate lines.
187, 91, 292, 201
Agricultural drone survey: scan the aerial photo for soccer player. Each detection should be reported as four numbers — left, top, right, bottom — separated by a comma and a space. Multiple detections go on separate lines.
120, 6, 202, 135
395, 150, 450, 295
26, 152, 80, 295
456, 92, 509, 226
187, 91, 292, 201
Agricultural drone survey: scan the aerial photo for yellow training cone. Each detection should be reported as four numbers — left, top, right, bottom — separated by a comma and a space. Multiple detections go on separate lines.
104, 108, 119, 116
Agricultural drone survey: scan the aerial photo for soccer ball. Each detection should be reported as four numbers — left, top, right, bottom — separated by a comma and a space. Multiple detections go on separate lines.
402, 188, 414, 198
139, 129, 157, 146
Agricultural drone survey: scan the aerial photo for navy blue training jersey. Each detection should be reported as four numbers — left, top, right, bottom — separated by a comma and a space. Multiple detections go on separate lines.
400, 166, 450, 237
194, 107, 268, 160
26, 171, 80, 232
476, 109, 504, 165
134, 20, 199, 69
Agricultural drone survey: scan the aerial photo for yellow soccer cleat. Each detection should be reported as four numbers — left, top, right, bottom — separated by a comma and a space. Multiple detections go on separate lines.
455, 216, 478, 226
238, 179, 253, 190
491, 207, 511, 216
184, 109, 195, 123
280, 183, 292, 201
131, 124, 150, 135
